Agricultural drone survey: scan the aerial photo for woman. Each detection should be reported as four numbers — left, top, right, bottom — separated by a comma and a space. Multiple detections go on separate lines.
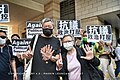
57, 35, 103, 80
99, 42, 116, 80
11, 34, 24, 80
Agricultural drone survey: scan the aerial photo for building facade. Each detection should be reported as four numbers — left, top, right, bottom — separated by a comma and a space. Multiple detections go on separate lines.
0, 0, 120, 46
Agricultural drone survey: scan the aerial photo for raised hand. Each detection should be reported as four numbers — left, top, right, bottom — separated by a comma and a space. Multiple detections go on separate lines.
40, 45, 54, 61
81, 44, 94, 60
56, 53, 63, 71
22, 47, 33, 59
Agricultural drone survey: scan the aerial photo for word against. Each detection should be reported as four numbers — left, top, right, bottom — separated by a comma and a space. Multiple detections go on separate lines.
12, 39, 31, 56
86, 25, 112, 42
0, 4, 9, 22
57, 20, 81, 38
26, 21, 42, 38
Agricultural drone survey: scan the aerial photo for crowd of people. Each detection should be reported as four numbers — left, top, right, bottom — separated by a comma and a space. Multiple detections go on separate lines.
0, 18, 120, 80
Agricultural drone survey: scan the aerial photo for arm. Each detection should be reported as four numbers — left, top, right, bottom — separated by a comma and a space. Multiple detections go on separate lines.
80, 44, 100, 66
21, 35, 36, 59
9, 46, 18, 80
11, 59, 18, 80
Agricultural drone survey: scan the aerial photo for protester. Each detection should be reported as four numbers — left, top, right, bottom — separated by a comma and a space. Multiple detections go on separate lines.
75, 37, 81, 48
0, 30, 17, 80
99, 42, 116, 80
115, 38, 120, 77
22, 18, 61, 80
80, 31, 99, 57
11, 34, 24, 80
57, 34, 103, 80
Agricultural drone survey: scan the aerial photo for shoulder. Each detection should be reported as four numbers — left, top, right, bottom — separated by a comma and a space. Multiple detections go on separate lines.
52, 36, 59, 41
4, 45, 12, 49
115, 47, 120, 52
7, 45, 13, 52
51, 36, 60, 45
75, 46, 84, 56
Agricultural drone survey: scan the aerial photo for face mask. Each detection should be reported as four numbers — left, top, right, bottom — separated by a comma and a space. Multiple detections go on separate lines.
43, 28, 53, 36
82, 37, 88, 43
0, 37, 6, 45
63, 41, 74, 51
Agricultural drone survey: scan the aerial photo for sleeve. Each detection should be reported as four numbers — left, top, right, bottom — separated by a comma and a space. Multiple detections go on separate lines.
8, 46, 15, 60
30, 35, 36, 49
115, 48, 120, 60
89, 56, 100, 66
54, 39, 61, 55
95, 42, 104, 55
79, 47, 100, 66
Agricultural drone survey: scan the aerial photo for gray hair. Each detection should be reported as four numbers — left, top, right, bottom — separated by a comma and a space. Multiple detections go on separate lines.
62, 34, 75, 41
42, 18, 54, 26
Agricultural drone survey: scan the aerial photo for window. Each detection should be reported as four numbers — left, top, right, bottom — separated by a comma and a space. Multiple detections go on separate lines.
60, 0, 75, 20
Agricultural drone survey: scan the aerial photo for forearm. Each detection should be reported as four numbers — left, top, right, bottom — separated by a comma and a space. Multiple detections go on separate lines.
11, 59, 17, 74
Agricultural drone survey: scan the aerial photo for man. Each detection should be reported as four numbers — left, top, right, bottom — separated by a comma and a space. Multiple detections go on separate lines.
23, 18, 61, 80
0, 30, 17, 80
115, 38, 120, 77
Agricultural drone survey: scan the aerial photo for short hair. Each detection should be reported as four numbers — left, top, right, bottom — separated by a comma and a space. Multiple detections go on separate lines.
42, 18, 54, 26
0, 30, 7, 35
117, 38, 120, 44
11, 34, 20, 39
62, 34, 75, 41
83, 31, 87, 35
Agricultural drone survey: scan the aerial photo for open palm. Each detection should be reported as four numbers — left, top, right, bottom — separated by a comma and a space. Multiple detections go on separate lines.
81, 44, 94, 60
40, 45, 54, 61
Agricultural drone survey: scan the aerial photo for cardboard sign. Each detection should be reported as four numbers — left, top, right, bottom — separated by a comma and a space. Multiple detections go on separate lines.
57, 20, 81, 38
86, 25, 112, 42
26, 21, 42, 38
0, 4, 9, 22
12, 39, 31, 56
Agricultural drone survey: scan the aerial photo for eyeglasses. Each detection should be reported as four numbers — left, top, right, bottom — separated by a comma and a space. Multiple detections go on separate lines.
0, 36, 6, 39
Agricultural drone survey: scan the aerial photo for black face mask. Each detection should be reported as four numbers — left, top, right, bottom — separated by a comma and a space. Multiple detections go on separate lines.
43, 28, 53, 36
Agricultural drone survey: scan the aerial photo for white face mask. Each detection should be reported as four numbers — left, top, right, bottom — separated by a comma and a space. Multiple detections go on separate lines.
0, 37, 6, 45
63, 41, 74, 51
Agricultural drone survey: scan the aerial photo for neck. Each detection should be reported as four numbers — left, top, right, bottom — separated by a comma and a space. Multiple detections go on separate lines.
41, 34, 52, 38
67, 47, 75, 55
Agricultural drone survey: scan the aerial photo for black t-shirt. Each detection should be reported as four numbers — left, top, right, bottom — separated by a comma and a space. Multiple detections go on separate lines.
30, 35, 60, 80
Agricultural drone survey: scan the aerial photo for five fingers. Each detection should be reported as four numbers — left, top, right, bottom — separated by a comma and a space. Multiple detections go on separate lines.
41, 45, 55, 60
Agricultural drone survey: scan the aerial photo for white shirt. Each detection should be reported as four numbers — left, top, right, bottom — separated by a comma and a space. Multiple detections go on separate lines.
115, 44, 120, 61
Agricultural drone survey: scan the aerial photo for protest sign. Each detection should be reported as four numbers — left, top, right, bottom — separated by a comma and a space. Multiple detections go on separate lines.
0, 4, 9, 22
86, 25, 112, 42
12, 39, 31, 56
57, 20, 81, 38
26, 21, 42, 38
